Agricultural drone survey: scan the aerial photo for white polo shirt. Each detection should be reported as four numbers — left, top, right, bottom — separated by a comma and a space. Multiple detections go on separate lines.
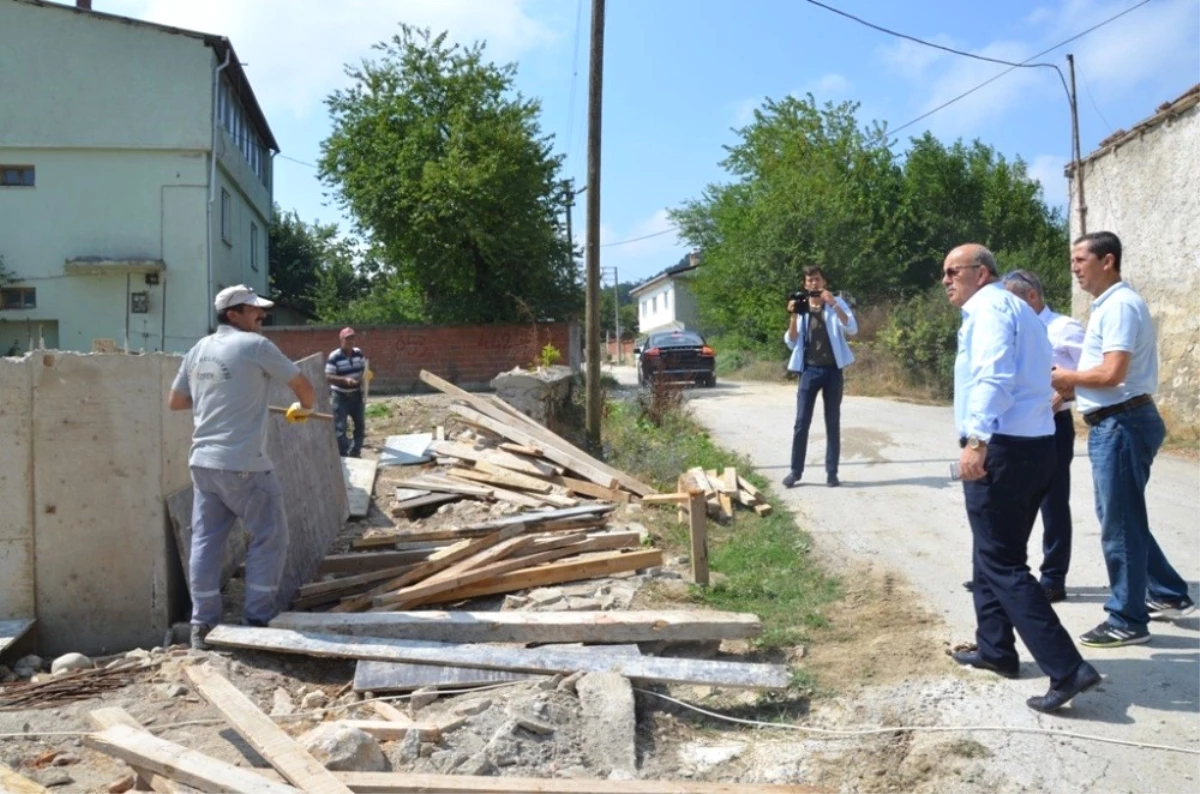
1075, 281, 1159, 414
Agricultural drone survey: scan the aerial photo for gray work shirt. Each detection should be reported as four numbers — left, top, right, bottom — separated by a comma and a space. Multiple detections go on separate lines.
172, 325, 301, 472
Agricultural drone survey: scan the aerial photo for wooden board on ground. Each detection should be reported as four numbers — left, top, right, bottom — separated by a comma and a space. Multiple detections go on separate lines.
272, 609, 762, 644
0, 618, 35, 658
0, 762, 49, 794
334, 720, 440, 741
204, 626, 791, 690
84, 724, 300, 794
317, 551, 437, 576
336, 771, 817, 793
342, 457, 378, 518
183, 665, 352, 794
390, 492, 461, 517
87, 707, 201, 793
377, 434, 433, 467
447, 465, 553, 494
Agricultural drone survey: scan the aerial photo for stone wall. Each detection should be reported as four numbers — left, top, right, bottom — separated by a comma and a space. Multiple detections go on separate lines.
1069, 91, 1200, 438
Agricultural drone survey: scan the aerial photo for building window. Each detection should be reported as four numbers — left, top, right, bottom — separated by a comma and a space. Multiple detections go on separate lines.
651, 296, 657, 312
664, 291, 670, 310
250, 222, 259, 271
221, 189, 232, 244
1, 165, 35, 187
1, 287, 36, 309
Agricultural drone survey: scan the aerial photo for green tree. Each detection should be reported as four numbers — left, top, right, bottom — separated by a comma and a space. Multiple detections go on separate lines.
268, 207, 372, 321
0, 253, 13, 284
599, 281, 638, 338
320, 26, 580, 324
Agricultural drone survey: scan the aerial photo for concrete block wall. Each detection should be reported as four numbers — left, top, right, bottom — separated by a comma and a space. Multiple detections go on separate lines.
0, 351, 193, 655
263, 321, 582, 393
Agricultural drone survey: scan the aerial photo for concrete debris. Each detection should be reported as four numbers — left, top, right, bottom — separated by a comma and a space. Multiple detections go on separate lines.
300, 690, 329, 711
576, 672, 637, 779
106, 773, 136, 793
566, 597, 601, 611
51, 752, 81, 766
408, 686, 439, 712
454, 698, 491, 716
299, 722, 388, 772
394, 727, 422, 763
557, 671, 585, 694
679, 741, 746, 771
270, 687, 295, 717
50, 653, 94, 675
459, 751, 494, 776
527, 587, 565, 606
502, 595, 529, 610
14, 654, 43, 677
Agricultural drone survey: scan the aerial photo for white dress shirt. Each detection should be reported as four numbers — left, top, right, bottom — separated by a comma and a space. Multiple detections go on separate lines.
1039, 305, 1084, 413
954, 283, 1055, 441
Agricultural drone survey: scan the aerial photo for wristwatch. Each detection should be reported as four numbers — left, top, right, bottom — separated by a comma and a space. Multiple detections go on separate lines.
966, 435, 984, 450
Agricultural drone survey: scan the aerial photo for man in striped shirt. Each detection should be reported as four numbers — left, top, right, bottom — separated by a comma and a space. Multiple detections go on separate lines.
326, 327, 367, 457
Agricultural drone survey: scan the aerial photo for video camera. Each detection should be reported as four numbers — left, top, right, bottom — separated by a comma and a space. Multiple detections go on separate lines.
788, 290, 824, 311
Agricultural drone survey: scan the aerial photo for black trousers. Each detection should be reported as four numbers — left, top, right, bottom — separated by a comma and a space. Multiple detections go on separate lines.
964, 434, 1083, 687
1038, 411, 1076, 588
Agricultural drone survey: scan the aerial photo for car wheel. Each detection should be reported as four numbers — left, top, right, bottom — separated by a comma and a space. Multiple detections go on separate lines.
704, 374, 717, 388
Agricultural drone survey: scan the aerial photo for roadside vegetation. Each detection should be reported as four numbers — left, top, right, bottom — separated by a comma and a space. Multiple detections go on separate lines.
603, 382, 840, 653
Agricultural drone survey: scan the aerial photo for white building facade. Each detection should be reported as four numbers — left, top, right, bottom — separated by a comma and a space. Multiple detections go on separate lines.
631, 260, 700, 335
0, 0, 278, 355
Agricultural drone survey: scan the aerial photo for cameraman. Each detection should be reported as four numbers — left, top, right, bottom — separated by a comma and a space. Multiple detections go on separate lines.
783, 266, 857, 488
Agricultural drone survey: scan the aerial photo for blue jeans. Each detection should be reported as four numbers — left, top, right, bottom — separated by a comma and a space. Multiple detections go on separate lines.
333, 390, 365, 457
1088, 402, 1189, 630
189, 467, 289, 628
790, 365, 843, 477
964, 434, 1082, 687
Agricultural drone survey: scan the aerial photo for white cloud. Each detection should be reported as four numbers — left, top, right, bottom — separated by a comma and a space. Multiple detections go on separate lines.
878, 36, 956, 80
802, 73, 851, 98
106, 0, 557, 118
1026, 153, 1068, 210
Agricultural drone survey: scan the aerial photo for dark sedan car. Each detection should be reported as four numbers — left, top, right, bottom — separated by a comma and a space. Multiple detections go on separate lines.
635, 330, 716, 387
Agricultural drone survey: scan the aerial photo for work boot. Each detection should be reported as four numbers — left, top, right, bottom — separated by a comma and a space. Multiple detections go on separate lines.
190, 623, 212, 651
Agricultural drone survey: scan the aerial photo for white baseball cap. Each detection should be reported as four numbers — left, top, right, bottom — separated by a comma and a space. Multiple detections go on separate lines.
214, 284, 274, 311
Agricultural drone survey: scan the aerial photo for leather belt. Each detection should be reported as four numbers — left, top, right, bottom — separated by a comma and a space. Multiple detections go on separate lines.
1083, 394, 1153, 427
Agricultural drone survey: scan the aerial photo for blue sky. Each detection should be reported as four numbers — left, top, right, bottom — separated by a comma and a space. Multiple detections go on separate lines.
112, 0, 1199, 286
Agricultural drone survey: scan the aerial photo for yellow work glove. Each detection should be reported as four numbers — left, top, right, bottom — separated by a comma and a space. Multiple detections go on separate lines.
364, 369, 374, 382
285, 402, 312, 424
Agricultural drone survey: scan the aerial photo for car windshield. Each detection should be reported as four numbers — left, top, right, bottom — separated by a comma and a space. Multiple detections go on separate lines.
650, 332, 705, 347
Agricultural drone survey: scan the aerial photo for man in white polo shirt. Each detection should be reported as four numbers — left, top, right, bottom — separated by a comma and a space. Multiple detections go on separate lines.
1052, 231, 1194, 648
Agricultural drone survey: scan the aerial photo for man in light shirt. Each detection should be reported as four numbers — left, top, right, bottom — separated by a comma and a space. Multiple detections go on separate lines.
1001, 269, 1084, 603
944, 243, 1099, 713
1051, 231, 1194, 648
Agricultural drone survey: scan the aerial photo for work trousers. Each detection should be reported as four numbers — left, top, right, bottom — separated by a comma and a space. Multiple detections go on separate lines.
1089, 402, 1190, 630
189, 466, 289, 628
964, 434, 1083, 688
333, 389, 365, 458
1037, 410, 1076, 589
789, 364, 843, 478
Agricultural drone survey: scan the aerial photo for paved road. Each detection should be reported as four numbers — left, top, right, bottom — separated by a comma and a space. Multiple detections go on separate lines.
607, 366, 1200, 791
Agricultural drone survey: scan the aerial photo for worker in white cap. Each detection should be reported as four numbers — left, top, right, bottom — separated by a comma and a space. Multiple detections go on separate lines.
167, 285, 315, 650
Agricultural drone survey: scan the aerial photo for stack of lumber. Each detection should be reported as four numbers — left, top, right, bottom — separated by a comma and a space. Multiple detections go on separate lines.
295, 505, 659, 612
79, 665, 815, 793
639, 466, 771, 522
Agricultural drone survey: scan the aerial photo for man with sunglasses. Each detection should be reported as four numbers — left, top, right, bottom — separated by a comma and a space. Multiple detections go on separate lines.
992, 269, 1084, 605
943, 244, 1099, 713
1051, 231, 1194, 648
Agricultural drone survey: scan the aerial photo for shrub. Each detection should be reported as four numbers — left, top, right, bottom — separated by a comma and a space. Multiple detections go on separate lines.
877, 285, 960, 399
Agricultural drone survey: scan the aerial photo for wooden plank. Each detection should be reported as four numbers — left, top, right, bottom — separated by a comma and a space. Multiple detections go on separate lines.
389, 492, 462, 517
333, 525, 526, 613
372, 533, 634, 610
334, 721, 440, 742
446, 464, 553, 494
87, 708, 199, 793
430, 441, 558, 477
639, 492, 689, 505
737, 474, 768, 503
390, 548, 661, 607
498, 442, 543, 457
552, 475, 630, 503
296, 563, 418, 602
717, 490, 734, 521
0, 618, 35, 657
370, 701, 414, 725
392, 487, 431, 502
342, 458, 378, 518
722, 466, 739, 494
317, 550, 437, 576
84, 725, 300, 794
338, 771, 818, 793
0, 762, 49, 794
688, 490, 709, 587
685, 467, 714, 495
271, 610, 762, 644
400, 476, 494, 498
183, 666, 352, 794
355, 505, 615, 549
753, 503, 773, 517
204, 626, 791, 689
451, 478, 547, 509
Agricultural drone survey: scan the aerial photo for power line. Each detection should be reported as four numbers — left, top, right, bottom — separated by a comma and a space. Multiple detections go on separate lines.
1076, 62, 1114, 133
563, 0, 586, 171
276, 153, 319, 169
601, 227, 676, 247
887, 0, 1151, 136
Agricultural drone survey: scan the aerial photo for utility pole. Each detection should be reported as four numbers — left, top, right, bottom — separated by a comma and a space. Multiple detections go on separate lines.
613, 265, 620, 365
584, 0, 606, 447
1067, 54, 1087, 235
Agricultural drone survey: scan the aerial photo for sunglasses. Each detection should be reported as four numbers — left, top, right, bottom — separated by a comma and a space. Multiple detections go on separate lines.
942, 264, 982, 279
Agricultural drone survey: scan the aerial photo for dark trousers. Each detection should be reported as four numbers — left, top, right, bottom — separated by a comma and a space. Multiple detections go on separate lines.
965, 434, 1083, 688
332, 390, 365, 457
790, 365, 843, 477
1038, 410, 1075, 589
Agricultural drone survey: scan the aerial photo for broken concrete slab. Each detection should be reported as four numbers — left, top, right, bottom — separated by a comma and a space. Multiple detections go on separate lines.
576, 672, 637, 779
378, 434, 434, 467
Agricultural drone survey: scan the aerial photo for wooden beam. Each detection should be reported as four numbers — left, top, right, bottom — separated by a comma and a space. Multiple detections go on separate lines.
398, 476, 494, 498
318, 550, 436, 576
737, 474, 767, 503
498, 442, 543, 457
688, 490, 709, 587
296, 563, 419, 605
430, 441, 560, 477
203, 626, 791, 689
446, 464, 553, 494
84, 725, 300, 794
443, 476, 547, 509
401, 548, 661, 606
271, 609, 762, 644
639, 492, 689, 505
87, 708, 200, 793
475, 460, 566, 492
370, 701, 414, 725
183, 666, 353, 794
337, 771, 818, 793
334, 721, 440, 742
0, 763, 49, 794
753, 503, 773, 517
389, 492, 462, 517
333, 526, 525, 613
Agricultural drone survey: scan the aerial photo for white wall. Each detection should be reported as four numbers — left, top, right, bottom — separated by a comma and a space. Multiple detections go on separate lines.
1069, 99, 1200, 436
635, 276, 700, 334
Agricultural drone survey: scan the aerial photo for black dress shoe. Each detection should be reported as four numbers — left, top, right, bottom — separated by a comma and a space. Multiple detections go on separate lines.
951, 649, 1019, 679
1026, 661, 1101, 713
1043, 586, 1067, 604
826, 475, 840, 487
963, 580, 975, 592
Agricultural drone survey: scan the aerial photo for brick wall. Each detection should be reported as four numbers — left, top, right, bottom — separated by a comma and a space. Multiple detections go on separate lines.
262, 321, 581, 393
